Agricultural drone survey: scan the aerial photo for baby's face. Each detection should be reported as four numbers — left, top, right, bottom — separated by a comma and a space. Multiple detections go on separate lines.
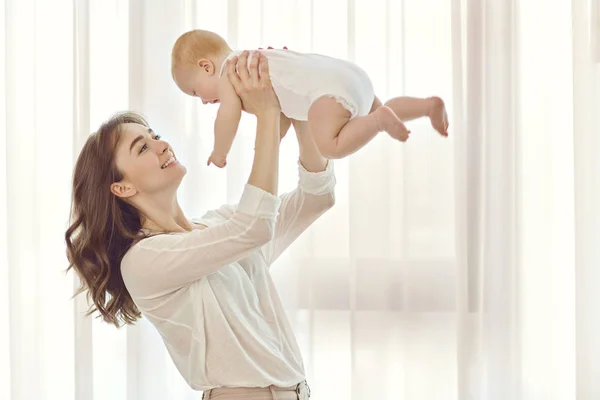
173, 65, 220, 105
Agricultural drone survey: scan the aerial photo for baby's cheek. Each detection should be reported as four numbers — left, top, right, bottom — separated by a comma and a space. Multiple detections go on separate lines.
208, 80, 220, 98
196, 83, 211, 98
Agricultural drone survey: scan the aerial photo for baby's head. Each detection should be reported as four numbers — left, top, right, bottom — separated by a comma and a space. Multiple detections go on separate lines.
171, 29, 232, 104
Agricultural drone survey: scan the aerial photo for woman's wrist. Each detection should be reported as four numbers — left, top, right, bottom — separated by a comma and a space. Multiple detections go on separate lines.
255, 108, 281, 142
255, 106, 281, 121
249, 108, 280, 195
294, 121, 328, 172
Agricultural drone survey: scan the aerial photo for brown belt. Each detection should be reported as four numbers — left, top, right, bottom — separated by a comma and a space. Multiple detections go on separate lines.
202, 380, 311, 399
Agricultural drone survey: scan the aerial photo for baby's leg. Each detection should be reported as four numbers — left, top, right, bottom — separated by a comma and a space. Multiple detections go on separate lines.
384, 96, 449, 136
308, 96, 409, 159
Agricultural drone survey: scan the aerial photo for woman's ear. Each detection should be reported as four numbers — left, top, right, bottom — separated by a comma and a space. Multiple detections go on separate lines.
198, 59, 215, 75
110, 181, 137, 199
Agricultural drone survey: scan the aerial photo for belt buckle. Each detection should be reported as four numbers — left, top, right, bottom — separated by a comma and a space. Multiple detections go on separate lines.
296, 380, 311, 398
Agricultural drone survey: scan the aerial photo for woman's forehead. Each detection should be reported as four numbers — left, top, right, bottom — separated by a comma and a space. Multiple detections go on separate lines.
120, 123, 148, 137
117, 123, 149, 146
115, 123, 150, 157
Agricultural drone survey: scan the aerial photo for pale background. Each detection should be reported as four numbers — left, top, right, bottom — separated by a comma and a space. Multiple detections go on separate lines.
0, 0, 599, 399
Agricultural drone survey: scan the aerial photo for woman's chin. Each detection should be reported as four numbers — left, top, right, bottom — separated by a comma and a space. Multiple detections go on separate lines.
172, 166, 187, 186
164, 161, 187, 176
177, 164, 188, 177
155, 166, 187, 192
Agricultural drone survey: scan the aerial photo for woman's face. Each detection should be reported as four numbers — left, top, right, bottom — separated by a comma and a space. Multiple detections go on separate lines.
110, 123, 186, 199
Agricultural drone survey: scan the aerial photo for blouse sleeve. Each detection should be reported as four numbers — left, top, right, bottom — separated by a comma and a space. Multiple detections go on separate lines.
121, 184, 281, 299
260, 160, 336, 265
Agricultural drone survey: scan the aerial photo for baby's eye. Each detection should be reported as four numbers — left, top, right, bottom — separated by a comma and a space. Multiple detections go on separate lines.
154, 134, 162, 140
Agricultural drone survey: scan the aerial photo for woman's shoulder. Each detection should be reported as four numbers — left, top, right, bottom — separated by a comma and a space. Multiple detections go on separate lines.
120, 230, 198, 274
192, 203, 237, 227
121, 202, 240, 265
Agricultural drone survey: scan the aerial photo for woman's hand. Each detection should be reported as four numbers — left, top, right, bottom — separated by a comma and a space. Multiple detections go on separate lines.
226, 50, 280, 118
224, 50, 281, 195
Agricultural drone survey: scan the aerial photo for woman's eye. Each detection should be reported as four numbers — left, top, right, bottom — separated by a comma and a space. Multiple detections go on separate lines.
139, 134, 161, 154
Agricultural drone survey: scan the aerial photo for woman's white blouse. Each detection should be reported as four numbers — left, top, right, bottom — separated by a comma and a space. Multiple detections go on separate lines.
121, 160, 336, 391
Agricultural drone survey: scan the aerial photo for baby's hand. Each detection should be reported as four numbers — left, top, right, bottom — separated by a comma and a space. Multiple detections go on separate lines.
207, 152, 227, 168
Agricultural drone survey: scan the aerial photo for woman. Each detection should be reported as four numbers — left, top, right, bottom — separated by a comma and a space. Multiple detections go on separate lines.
66, 51, 335, 399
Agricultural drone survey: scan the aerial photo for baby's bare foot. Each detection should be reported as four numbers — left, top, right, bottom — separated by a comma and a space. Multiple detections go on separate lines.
428, 96, 449, 136
375, 106, 410, 142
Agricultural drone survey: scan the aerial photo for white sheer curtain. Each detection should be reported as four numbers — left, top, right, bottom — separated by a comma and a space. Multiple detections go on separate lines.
573, 0, 600, 398
1, 0, 598, 399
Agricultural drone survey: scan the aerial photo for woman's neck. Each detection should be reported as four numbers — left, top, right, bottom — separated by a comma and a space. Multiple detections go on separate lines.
135, 195, 193, 233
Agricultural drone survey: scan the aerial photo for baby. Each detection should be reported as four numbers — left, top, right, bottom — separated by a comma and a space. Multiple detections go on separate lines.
171, 29, 449, 168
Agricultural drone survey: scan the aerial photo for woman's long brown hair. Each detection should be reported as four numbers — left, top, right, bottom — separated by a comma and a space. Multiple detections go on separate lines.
66, 112, 150, 327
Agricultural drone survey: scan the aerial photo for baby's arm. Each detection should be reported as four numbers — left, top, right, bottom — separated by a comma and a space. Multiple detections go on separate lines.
208, 76, 243, 167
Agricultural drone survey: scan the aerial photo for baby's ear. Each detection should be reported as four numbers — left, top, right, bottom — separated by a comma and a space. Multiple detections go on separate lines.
198, 59, 215, 75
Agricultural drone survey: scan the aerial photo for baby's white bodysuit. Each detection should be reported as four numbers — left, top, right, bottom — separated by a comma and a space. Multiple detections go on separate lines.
220, 49, 375, 120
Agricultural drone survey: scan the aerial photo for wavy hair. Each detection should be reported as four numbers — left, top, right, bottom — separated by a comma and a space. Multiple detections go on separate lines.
66, 112, 150, 327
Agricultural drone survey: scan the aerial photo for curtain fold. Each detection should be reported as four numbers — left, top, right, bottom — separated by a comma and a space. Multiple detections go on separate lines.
573, 0, 600, 398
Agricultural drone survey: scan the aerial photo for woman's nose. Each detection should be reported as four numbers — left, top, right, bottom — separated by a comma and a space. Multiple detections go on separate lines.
154, 140, 169, 154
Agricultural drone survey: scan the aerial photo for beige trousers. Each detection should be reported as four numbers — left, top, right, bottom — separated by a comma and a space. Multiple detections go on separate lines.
202, 380, 311, 400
